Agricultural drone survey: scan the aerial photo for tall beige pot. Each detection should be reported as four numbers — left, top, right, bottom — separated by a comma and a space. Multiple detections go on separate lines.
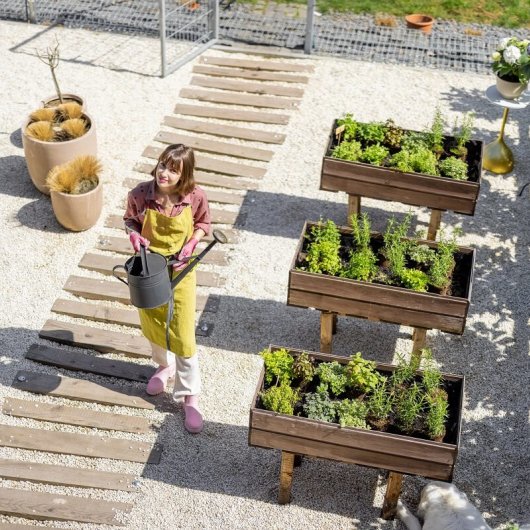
22, 113, 97, 195
50, 181, 103, 232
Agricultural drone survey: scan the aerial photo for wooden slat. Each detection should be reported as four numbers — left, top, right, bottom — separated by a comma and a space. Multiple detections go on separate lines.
0, 524, 62, 529
0, 487, 131, 526
12, 370, 155, 409
134, 162, 258, 191
79, 252, 225, 287
163, 115, 286, 144
143, 146, 267, 179
199, 56, 315, 72
191, 75, 304, 98
3, 397, 151, 434
173, 103, 290, 125
39, 319, 151, 358
25, 343, 154, 382
0, 458, 137, 491
0, 424, 162, 463
63, 275, 221, 311
192, 64, 309, 83
155, 130, 273, 162
180, 88, 301, 110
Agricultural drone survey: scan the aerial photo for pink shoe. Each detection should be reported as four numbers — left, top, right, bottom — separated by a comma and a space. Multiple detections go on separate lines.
183, 395, 204, 434
146, 364, 176, 396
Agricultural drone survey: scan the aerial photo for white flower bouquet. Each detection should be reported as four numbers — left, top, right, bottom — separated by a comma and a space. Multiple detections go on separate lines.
492, 36, 530, 84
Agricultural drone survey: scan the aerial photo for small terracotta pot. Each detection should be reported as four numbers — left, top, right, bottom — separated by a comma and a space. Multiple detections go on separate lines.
496, 76, 528, 100
50, 181, 103, 231
405, 14, 434, 34
22, 113, 97, 195
41, 93, 85, 110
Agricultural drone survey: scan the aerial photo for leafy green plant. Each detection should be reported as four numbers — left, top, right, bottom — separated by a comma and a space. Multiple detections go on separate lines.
261, 348, 294, 386
400, 131, 430, 152
316, 361, 348, 396
303, 391, 336, 422
306, 220, 342, 275
332, 140, 362, 161
425, 388, 449, 440
428, 107, 446, 155
336, 113, 358, 141
395, 382, 425, 434
390, 147, 439, 176
345, 352, 383, 394
260, 384, 299, 415
390, 354, 420, 389
439, 156, 469, 180
384, 119, 405, 149
408, 243, 436, 266
292, 352, 316, 388
399, 268, 430, 292
341, 214, 378, 281
382, 213, 413, 280
451, 112, 475, 157
420, 349, 443, 393
367, 378, 394, 423
335, 399, 370, 429
359, 144, 389, 166
356, 121, 386, 144
428, 232, 459, 290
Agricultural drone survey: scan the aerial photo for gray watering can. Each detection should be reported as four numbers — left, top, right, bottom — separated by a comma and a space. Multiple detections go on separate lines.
112, 229, 228, 310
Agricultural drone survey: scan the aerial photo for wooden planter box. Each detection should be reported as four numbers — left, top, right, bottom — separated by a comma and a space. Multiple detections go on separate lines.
249, 347, 465, 482
320, 120, 483, 215
287, 222, 475, 335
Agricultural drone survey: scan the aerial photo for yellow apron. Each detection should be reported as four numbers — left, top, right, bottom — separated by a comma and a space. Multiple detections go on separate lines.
138, 206, 196, 358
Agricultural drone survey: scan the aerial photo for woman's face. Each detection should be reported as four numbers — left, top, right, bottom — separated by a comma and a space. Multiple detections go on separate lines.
156, 160, 182, 190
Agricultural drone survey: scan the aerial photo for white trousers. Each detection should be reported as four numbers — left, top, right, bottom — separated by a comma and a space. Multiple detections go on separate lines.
151, 342, 201, 400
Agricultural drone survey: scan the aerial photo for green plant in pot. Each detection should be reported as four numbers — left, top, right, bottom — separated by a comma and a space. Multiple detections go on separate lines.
46, 155, 103, 232
492, 36, 530, 100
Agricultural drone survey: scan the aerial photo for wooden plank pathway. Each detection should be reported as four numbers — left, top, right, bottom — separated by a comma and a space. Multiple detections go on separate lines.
2, 51, 314, 528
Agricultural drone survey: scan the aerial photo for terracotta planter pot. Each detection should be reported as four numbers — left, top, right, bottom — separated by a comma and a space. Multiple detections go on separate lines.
50, 180, 103, 231
495, 76, 528, 100
405, 14, 434, 34
22, 113, 97, 195
41, 93, 85, 110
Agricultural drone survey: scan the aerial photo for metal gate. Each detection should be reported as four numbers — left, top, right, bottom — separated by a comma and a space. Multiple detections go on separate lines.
3, 0, 218, 77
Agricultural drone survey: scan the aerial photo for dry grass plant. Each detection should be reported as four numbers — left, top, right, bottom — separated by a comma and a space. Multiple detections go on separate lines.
57, 118, 88, 140
375, 13, 398, 27
47, 155, 101, 194
55, 102, 83, 121
29, 108, 56, 122
25, 121, 54, 141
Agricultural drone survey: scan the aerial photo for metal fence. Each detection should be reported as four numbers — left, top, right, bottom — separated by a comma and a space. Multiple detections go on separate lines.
1, 0, 218, 76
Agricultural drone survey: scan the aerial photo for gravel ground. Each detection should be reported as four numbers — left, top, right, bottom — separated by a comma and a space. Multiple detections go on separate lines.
1, 19, 529, 530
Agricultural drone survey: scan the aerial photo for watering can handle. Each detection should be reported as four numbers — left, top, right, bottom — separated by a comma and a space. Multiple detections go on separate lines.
112, 265, 129, 286
139, 244, 149, 277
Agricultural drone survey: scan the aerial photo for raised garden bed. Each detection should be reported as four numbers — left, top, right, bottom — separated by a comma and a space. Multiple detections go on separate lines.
287, 221, 475, 335
320, 119, 483, 216
249, 346, 465, 513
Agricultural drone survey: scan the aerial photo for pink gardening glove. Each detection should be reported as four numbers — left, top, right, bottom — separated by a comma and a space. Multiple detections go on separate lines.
173, 238, 199, 271
129, 232, 150, 253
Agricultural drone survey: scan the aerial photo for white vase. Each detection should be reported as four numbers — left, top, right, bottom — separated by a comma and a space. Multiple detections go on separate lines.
496, 76, 528, 100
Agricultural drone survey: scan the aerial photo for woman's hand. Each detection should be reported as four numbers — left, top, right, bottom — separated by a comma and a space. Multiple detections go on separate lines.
129, 232, 150, 252
172, 238, 199, 270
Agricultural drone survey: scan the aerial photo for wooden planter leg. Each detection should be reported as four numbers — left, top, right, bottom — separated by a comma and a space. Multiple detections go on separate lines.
320, 312, 334, 353
348, 194, 361, 220
278, 451, 295, 504
381, 471, 404, 520
332, 313, 338, 335
427, 209, 443, 240
411, 327, 428, 361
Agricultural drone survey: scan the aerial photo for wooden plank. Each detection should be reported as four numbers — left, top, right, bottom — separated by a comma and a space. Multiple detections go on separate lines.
79, 252, 225, 287
0, 424, 162, 463
173, 103, 290, 125
278, 451, 295, 504
3, 397, 150, 434
190, 75, 304, 98
12, 370, 155, 410
179, 88, 301, 110
0, 524, 62, 529
382, 472, 404, 520
134, 162, 258, 191
0, 458, 137, 491
163, 116, 286, 144
199, 56, 315, 72
155, 130, 274, 162
192, 64, 309, 83
0, 487, 131, 526
63, 275, 221, 311
25, 343, 154, 382
143, 145, 266, 179
320, 312, 334, 354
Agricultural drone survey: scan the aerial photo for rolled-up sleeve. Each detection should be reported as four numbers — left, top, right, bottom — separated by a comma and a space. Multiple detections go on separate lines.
192, 187, 211, 235
123, 190, 143, 234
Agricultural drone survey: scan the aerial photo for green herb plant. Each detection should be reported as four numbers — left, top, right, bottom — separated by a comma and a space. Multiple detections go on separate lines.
332, 140, 362, 161
261, 384, 300, 415
382, 213, 413, 281
428, 107, 446, 156
439, 156, 469, 180
428, 230, 460, 291
306, 220, 342, 275
451, 112, 475, 158
316, 361, 348, 396
360, 144, 389, 166
395, 382, 425, 434
303, 391, 336, 422
335, 399, 370, 429
292, 351, 316, 390
345, 352, 383, 394
356, 121, 387, 144
336, 113, 358, 141
261, 347, 294, 386
367, 378, 394, 429
341, 214, 378, 282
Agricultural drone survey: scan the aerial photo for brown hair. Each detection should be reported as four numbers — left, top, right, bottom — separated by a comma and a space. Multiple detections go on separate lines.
151, 143, 195, 196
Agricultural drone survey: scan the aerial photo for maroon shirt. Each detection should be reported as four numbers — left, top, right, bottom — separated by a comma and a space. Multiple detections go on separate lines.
123, 180, 211, 235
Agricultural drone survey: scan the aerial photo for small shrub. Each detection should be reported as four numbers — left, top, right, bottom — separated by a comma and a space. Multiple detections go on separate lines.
428, 107, 445, 155
367, 378, 394, 421
425, 388, 449, 440
335, 399, 370, 429
261, 347, 294, 386
303, 391, 336, 422
341, 247, 378, 281
439, 156, 468, 180
316, 361, 348, 396
345, 352, 383, 394
399, 268, 430, 292
359, 144, 389, 166
332, 140, 362, 161
428, 232, 459, 290
260, 384, 299, 415
306, 220, 342, 275
356, 121, 386, 144
292, 352, 315, 388
384, 119, 405, 149
395, 382, 425, 434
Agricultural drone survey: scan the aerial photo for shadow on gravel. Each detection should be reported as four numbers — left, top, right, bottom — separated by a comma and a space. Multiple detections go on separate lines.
0, 155, 40, 199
